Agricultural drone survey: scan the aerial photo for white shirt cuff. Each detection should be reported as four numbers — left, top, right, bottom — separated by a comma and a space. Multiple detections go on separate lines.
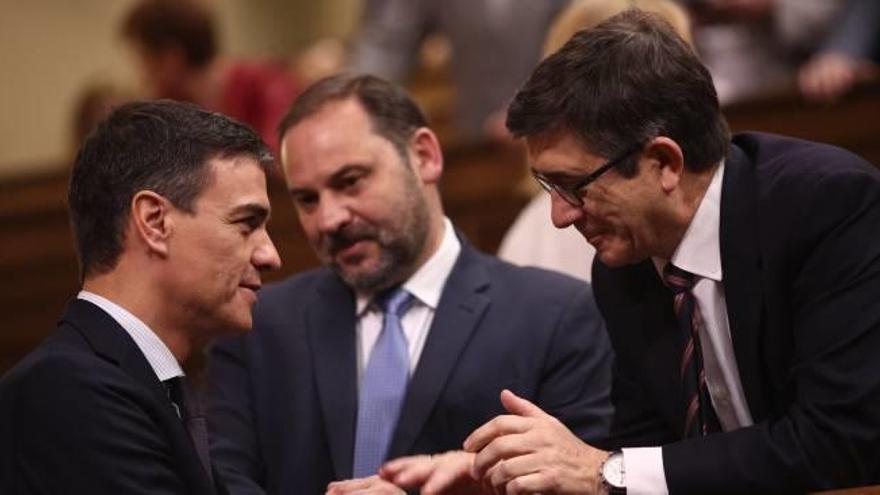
622, 447, 668, 494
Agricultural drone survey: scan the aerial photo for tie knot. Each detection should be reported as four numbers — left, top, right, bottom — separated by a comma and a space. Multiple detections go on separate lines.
663, 263, 696, 293
377, 287, 413, 317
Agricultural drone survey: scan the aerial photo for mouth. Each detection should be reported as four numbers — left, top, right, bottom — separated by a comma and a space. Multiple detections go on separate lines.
239, 282, 261, 301
332, 238, 372, 263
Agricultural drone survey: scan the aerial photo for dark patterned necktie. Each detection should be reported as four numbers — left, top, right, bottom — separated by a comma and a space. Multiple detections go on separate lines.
165, 376, 216, 488
663, 263, 720, 438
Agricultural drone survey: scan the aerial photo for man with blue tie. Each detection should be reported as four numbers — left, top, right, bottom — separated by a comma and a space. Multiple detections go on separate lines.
0, 100, 282, 494
205, 74, 614, 494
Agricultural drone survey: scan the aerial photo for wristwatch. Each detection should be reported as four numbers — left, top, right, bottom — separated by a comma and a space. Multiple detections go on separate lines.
600, 450, 626, 494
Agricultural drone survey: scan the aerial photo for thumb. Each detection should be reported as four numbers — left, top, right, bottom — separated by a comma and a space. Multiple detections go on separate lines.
499, 389, 547, 418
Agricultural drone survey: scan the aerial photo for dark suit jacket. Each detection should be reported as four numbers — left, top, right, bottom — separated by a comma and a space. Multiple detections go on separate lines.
207, 240, 613, 494
0, 300, 224, 494
594, 132, 880, 493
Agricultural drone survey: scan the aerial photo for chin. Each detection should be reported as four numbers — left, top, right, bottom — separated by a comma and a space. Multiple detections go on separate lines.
215, 313, 254, 336
597, 247, 641, 268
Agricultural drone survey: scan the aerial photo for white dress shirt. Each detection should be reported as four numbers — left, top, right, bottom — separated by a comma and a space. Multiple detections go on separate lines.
624, 162, 754, 494
77, 290, 184, 382
355, 217, 461, 381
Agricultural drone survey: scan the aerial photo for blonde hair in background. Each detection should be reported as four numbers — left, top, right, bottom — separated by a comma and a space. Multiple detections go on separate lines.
543, 0, 693, 57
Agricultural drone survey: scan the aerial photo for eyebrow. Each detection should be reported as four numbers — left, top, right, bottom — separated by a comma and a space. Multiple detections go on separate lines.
531, 167, 583, 184
288, 163, 370, 195
229, 202, 271, 222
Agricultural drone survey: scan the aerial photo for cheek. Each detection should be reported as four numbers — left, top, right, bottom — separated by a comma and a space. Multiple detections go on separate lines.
296, 213, 322, 245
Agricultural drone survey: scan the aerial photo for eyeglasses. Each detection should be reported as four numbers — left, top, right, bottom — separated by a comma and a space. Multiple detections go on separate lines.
532, 144, 642, 207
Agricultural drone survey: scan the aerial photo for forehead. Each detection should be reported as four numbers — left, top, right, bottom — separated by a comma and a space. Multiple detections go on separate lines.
526, 131, 603, 175
198, 155, 269, 208
280, 98, 393, 176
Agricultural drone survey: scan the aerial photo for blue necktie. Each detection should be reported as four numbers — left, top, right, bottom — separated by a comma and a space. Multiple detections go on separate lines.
352, 287, 414, 478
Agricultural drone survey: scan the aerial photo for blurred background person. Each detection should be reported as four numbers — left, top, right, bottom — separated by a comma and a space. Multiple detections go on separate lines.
682, 0, 871, 104
798, 0, 880, 101
348, 0, 569, 142
121, 0, 302, 153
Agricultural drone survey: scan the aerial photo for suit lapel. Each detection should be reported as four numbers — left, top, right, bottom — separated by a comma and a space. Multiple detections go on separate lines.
305, 272, 359, 479
61, 299, 215, 493
719, 143, 767, 420
387, 244, 490, 458
62, 299, 172, 407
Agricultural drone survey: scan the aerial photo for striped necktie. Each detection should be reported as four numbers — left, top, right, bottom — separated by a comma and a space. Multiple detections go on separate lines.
352, 287, 414, 477
663, 263, 720, 438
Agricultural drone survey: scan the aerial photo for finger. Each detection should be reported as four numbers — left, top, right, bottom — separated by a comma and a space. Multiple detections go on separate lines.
485, 453, 543, 489
499, 389, 548, 419
422, 453, 477, 494
505, 472, 550, 495
472, 432, 539, 479
463, 414, 533, 452
380, 455, 432, 483
385, 456, 436, 487
327, 475, 380, 494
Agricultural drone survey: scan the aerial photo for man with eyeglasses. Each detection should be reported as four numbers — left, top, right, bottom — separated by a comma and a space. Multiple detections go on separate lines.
386, 8, 880, 495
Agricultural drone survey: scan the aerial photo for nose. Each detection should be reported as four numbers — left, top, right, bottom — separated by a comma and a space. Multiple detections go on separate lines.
549, 190, 585, 229
316, 194, 353, 235
253, 230, 282, 272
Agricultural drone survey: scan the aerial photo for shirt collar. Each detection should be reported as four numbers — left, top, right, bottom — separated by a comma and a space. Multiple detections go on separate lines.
356, 217, 462, 314
653, 161, 725, 282
77, 290, 184, 382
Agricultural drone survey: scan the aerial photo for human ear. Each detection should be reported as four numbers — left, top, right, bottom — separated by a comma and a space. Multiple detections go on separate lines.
645, 137, 685, 192
408, 127, 444, 184
130, 190, 173, 257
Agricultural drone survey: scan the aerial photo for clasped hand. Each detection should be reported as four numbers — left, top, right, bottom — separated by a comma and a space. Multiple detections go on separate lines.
357, 389, 609, 494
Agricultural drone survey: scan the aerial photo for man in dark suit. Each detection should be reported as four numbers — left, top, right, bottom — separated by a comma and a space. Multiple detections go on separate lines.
205, 74, 614, 494
412, 9, 880, 495
0, 100, 282, 494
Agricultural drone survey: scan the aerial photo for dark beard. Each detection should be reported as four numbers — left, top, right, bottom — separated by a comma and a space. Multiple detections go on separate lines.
325, 200, 431, 293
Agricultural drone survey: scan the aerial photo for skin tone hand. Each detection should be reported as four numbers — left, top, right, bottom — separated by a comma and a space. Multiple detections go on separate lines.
381, 451, 486, 495
798, 52, 877, 103
463, 390, 609, 494
326, 475, 405, 495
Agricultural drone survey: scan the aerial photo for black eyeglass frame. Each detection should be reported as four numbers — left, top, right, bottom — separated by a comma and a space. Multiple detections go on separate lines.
532, 144, 643, 207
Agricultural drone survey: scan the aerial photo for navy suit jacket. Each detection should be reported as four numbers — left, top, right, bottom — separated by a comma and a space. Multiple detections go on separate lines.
0, 299, 224, 494
207, 240, 613, 494
594, 132, 880, 493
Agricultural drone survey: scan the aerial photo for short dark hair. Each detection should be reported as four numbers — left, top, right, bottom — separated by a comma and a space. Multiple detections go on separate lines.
69, 100, 272, 279
278, 74, 428, 159
122, 0, 217, 69
507, 9, 729, 175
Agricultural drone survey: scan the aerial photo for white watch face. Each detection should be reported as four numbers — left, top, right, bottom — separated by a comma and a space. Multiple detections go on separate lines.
602, 452, 626, 488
